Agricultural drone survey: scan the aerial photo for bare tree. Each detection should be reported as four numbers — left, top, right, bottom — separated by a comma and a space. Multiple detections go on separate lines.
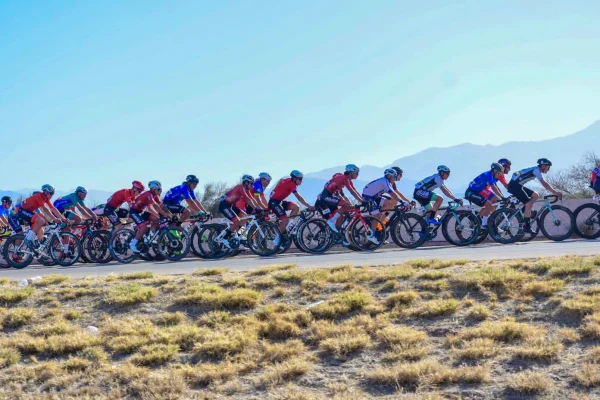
545, 151, 599, 199
198, 181, 233, 216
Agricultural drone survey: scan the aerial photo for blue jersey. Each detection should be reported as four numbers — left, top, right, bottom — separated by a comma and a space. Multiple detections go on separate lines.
0, 206, 10, 218
252, 179, 266, 196
468, 170, 498, 193
163, 183, 196, 204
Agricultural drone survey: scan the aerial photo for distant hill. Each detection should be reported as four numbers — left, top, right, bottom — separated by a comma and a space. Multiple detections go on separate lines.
306, 120, 600, 196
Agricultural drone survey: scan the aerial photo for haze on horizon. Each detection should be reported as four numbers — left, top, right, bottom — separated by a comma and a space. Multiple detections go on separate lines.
1, 1, 599, 191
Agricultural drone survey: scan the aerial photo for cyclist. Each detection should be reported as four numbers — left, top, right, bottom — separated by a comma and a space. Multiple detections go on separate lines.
414, 165, 462, 226
465, 163, 505, 227
321, 164, 364, 233
252, 172, 272, 210
53, 187, 98, 226
269, 170, 315, 234
104, 181, 144, 231
7, 185, 68, 249
218, 175, 261, 248
591, 162, 600, 196
507, 158, 563, 233
497, 158, 512, 189
163, 175, 208, 225
0, 196, 12, 233
129, 181, 173, 253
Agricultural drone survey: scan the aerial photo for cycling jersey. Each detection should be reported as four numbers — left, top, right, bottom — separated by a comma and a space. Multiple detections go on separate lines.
468, 171, 499, 193
0, 206, 10, 218
252, 179, 267, 196
21, 193, 51, 213
511, 166, 543, 185
363, 177, 394, 198
415, 174, 443, 192
107, 189, 136, 208
53, 193, 85, 212
591, 167, 600, 188
131, 190, 161, 212
163, 183, 196, 204
223, 184, 248, 205
324, 173, 356, 194
235, 187, 254, 210
270, 178, 298, 201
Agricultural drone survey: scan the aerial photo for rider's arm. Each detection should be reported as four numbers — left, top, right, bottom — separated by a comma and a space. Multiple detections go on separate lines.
348, 186, 364, 203
185, 199, 201, 215
76, 204, 96, 220
47, 204, 67, 221
259, 193, 269, 209
245, 191, 262, 210
491, 184, 504, 198
440, 185, 460, 202
293, 192, 313, 209
392, 189, 411, 204
539, 178, 562, 198
39, 205, 58, 222
194, 199, 208, 213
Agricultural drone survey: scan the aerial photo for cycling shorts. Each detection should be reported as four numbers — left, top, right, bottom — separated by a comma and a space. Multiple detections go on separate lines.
7, 209, 34, 234
130, 209, 152, 226
319, 189, 341, 209
268, 198, 293, 218
413, 188, 437, 206
63, 210, 78, 220
104, 204, 128, 226
163, 200, 185, 214
464, 189, 495, 207
219, 200, 241, 221
363, 193, 391, 210
507, 180, 535, 204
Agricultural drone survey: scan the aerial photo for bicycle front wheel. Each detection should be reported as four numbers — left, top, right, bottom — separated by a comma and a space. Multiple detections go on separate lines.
2, 235, 34, 269
442, 210, 480, 246
109, 229, 138, 264
157, 227, 190, 261
49, 232, 81, 266
390, 213, 427, 249
87, 230, 112, 263
573, 203, 600, 239
349, 215, 385, 251
539, 205, 575, 242
488, 207, 522, 244
297, 219, 332, 253
246, 221, 281, 257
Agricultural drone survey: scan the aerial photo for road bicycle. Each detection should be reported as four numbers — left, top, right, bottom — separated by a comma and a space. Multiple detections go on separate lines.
2, 223, 81, 269
109, 216, 190, 263
67, 219, 107, 263
573, 195, 600, 239
488, 195, 574, 244
272, 209, 317, 254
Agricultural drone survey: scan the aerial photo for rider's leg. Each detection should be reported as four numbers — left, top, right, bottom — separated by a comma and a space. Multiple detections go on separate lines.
30, 214, 47, 242
179, 208, 190, 225
524, 191, 539, 219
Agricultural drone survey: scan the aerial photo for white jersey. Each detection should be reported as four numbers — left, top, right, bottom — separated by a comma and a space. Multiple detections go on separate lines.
362, 177, 393, 197
511, 166, 543, 185
415, 174, 443, 192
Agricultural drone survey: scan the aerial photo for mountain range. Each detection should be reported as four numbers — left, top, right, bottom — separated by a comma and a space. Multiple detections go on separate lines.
1, 120, 598, 205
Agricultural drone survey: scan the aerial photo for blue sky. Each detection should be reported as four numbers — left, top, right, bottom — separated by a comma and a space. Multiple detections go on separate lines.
1, 0, 599, 192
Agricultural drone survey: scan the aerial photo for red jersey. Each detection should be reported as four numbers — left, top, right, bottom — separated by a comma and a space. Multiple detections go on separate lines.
21, 193, 51, 212
131, 190, 161, 212
271, 178, 298, 201
235, 187, 254, 209
224, 184, 249, 205
498, 174, 507, 186
324, 173, 356, 194
107, 188, 136, 208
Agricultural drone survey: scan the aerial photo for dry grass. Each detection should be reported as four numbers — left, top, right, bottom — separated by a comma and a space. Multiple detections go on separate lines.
0, 255, 596, 398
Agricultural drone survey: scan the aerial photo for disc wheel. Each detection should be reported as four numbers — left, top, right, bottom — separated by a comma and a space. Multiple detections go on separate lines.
297, 219, 333, 253
87, 230, 112, 263
246, 222, 282, 257
488, 207, 522, 244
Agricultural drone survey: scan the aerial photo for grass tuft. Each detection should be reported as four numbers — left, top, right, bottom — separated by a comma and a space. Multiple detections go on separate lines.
508, 370, 552, 393
258, 357, 312, 387
522, 279, 564, 296
33, 274, 70, 287
1, 307, 34, 328
0, 286, 34, 304
386, 291, 420, 308
193, 268, 229, 276
405, 299, 459, 317
118, 271, 154, 280
320, 333, 371, 359
0, 347, 20, 368
105, 283, 157, 305
310, 289, 373, 319
130, 343, 179, 366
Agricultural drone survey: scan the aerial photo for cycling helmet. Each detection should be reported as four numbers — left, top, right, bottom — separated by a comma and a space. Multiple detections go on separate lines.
41, 184, 55, 194
132, 181, 145, 191
537, 158, 552, 166
75, 186, 87, 194
148, 181, 162, 190
32, 191, 41, 195
242, 174, 254, 184
392, 166, 403, 175
345, 164, 360, 173
185, 175, 199, 184
290, 170, 304, 179
1, 196, 12, 204
491, 163, 503, 173
498, 158, 511, 166
437, 165, 451, 173
384, 168, 398, 179
258, 172, 272, 181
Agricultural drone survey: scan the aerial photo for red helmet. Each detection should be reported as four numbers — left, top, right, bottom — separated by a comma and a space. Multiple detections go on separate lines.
132, 180, 145, 191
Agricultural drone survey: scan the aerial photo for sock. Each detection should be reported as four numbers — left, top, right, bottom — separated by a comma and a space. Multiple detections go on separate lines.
482, 216, 488, 226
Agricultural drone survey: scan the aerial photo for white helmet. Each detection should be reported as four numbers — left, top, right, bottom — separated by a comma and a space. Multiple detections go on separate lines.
384, 168, 398, 179
148, 181, 162, 190
437, 165, 451, 173
242, 174, 254, 184
258, 172, 272, 181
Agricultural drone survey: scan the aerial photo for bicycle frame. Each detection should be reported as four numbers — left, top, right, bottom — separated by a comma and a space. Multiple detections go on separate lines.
14, 225, 62, 259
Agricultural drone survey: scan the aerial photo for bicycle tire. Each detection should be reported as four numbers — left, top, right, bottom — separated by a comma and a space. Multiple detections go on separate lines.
109, 229, 138, 264
390, 213, 427, 249
0, 242, 8, 268
80, 235, 93, 263
87, 231, 112, 263
442, 210, 480, 246
349, 215, 385, 251
517, 216, 539, 242
297, 218, 333, 253
157, 227, 190, 261
2, 235, 33, 269
573, 203, 600, 239
49, 232, 81, 266
488, 207, 522, 244
277, 234, 293, 254
205, 224, 235, 259
189, 226, 207, 258
539, 205, 575, 242
246, 221, 281, 257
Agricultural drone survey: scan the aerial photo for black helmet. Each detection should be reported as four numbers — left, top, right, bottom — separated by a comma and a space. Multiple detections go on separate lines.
1, 196, 12, 204
392, 166, 403, 175
498, 158, 511, 166
537, 158, 552, 166
186, 175, 199, 184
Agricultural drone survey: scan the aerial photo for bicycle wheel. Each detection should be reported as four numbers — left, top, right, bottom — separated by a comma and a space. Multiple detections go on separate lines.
488, 207, 522, 244
442, 210, 480, 246
2, 235, 34, 269
87, 230, 112, 263
189, 226, 207, 258
517, 216, 539, 242
349, 215, 385, 251
539, 205, 575, 242
277, 234, 293, 254
246, 221, 281, 257
207, 224, 237, 259
472, 222, 489, 244
390, 213, 427, 249
0, 242, 8, 268
109, 229, 138, 264
157, 227, 190, 261
80, 235, 93, 263
573, 203, 600, 239
49, 232, 81, 266
297, 218, 333, 253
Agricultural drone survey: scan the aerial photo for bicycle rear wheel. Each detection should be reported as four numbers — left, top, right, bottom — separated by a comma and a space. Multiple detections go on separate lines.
246, 221, 281, 257
573, 203, 600, 239
488, 207, 522, 244
87, 230, 112, 263
539, 205, 575, 241
442, 210, 480, 246
297, 219, 333, 253
49, 232, 81, 266
157, 227, 190, 261
349, 215, 385, 251
2, 235, 34, 269
390, 213, 427, 249
109, 229, 138, 264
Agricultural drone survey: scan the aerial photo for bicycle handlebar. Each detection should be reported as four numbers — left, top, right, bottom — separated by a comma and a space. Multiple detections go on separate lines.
544, 195, 559, 204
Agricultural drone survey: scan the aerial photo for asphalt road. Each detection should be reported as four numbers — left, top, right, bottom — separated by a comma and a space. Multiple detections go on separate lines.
0, 239, 598, 280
